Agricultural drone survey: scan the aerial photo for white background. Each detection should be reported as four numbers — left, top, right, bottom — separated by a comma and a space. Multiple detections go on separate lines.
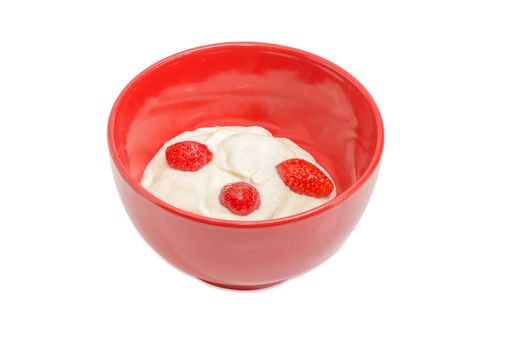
1, 1, 506, 349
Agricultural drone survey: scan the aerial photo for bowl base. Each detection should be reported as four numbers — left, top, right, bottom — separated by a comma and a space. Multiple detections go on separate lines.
199, 279, 285, 291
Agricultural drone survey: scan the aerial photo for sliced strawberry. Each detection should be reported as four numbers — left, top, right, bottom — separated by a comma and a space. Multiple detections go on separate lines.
219, 182, 261, 216
276, 158, 334, 198
165, 141, 213, 171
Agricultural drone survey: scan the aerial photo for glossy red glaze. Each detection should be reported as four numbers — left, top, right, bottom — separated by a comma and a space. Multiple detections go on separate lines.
108, 42, 384, 290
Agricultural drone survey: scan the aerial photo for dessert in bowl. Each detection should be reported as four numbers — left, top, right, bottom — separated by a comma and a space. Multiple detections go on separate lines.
141, 125, 336, 220
107, 42, 384, 290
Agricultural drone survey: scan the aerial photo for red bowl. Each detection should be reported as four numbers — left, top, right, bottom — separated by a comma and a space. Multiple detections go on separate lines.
107, 42, 384, 290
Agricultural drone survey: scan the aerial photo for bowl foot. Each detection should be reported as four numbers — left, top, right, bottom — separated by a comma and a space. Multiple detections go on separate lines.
199, 279, 285, 291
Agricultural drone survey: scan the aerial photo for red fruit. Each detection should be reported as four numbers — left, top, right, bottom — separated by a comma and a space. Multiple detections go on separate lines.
276, 158, 334, 198
219, 182, 261, 216
165, 141, 213, 171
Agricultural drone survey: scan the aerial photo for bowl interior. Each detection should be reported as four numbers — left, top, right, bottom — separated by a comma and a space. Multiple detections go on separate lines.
110, 43, 380, 195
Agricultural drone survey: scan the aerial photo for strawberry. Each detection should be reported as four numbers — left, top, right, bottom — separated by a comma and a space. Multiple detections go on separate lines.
219, 182, 261, 216
165, 141, 213, 171
276, 158, 334, 198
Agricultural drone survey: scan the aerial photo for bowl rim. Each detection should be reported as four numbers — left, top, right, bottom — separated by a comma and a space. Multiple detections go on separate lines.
107, 41, 384, 228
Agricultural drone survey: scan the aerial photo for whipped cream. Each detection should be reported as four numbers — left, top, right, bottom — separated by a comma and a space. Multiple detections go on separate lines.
141, 126, 336, 220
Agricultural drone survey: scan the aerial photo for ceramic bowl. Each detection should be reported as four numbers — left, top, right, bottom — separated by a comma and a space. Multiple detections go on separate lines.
108, 42, 384, 290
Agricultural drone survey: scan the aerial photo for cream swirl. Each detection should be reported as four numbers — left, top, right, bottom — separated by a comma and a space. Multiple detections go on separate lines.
141, 126, 335, 220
